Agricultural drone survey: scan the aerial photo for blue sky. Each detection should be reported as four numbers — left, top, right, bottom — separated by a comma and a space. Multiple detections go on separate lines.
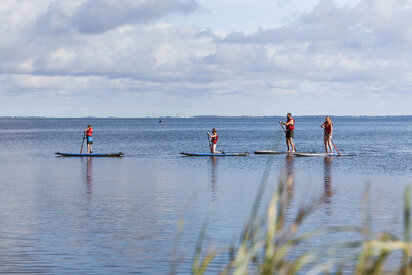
1, 0, 411, 117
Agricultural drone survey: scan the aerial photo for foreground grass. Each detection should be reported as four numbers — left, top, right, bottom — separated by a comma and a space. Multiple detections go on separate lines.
179, 174, 412, 274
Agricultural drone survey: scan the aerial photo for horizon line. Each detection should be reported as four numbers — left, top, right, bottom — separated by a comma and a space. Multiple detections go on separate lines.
0, 115, 412, 119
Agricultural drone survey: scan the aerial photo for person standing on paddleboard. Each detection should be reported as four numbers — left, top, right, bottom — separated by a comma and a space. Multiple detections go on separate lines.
279, 113, 296, 152
84, 124, 93, 153
321, 116, 333, 153
207, 128, 221, 154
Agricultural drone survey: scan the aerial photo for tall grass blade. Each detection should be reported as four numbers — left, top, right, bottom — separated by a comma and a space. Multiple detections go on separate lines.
192, 216, 211, 275
403, 186, 411, 270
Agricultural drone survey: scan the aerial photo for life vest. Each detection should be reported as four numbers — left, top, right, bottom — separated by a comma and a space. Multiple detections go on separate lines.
86, 127, 93, 137
286, 118, 295, 130
324, 122, 332, 133
211, 135, 218, 144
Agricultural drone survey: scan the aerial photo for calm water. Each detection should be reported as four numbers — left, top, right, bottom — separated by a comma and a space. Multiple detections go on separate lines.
0, 117, 412, 273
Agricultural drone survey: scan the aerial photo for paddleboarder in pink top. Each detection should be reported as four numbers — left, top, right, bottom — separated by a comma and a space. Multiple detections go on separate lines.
321, 116, 333, 153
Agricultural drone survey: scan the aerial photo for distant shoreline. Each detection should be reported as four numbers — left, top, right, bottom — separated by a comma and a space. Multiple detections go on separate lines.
1, 115, 412, 119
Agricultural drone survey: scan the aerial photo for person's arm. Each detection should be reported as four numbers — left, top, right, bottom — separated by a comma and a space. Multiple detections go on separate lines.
279, 121, 291, 126
330, 123, 333, 134
321, 122, 325, 128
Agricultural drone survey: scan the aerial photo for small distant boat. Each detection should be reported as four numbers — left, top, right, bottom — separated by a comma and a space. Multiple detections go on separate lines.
180, 152, 248, 157
55, 152, 124, 157
294, 152, 355, 157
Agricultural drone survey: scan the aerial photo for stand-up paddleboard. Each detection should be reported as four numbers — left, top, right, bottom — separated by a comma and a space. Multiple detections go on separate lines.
180, 152, 248, 157
55, 152, 124, 157
254, 151, 312, 155
294, 152, 355, 157
255, 151, 292, 155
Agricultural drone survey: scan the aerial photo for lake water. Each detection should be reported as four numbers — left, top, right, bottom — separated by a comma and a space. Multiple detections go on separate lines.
0, 117, 411, 274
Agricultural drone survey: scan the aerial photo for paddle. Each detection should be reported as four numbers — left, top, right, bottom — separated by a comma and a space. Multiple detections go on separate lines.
323, 128, 341, 156
207, 133, 212, 153
80, 132, 86, 154
332, 141, 340, 156
279, 122, 286, 133
278, 122, 298, 152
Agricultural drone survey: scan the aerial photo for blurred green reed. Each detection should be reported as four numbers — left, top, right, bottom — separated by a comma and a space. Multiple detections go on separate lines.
182, 170, 412, 275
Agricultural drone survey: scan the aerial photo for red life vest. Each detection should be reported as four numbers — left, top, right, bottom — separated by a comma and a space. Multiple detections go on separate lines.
86, 127, 93, 137
211, 135, 218, 144
286, 118, 295, 130
324, 122, 332, 133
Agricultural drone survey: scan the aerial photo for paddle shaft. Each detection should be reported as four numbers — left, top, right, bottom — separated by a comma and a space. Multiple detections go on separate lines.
323, 128, 341, 156
332, 141, 341, 156
207, 133, 212, 153
279, 122, 297, 152
331, 140, 340, 156
279, 123, 286, 133
80, 132, 86, 154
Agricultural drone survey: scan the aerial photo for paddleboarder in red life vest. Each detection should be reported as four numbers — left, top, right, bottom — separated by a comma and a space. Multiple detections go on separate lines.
84, 124, 93, 153
279, 113, 296, 152
321, 116, 333, 154
207, 128, 221, 154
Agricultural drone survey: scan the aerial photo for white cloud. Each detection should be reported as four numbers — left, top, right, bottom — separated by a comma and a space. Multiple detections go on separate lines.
36, 0, 199, 34
1, 0, 412, 116
46, 49, 77, 70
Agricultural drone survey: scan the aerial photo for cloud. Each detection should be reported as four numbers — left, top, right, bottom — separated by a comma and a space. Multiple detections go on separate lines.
36, 0, 199, 34
1, 0, 412, 116
212, 0, 412, 85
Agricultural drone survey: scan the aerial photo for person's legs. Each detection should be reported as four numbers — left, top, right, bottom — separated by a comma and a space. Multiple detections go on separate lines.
286, 138, 294, 152
287, 130, 295, 152
290, 138, 295, 152
211, 144, 216, 154
286, 131, 291, 152
328, 137, 333, 153
87, 137, 93, 153
286, 138, 295, 152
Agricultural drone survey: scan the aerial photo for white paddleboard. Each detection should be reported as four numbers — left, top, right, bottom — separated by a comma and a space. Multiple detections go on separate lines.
254, 151, 295, 155
294, 153, 355, 157
254, 151, 313, 155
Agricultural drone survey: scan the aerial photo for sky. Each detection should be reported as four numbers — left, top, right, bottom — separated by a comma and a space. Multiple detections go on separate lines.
1, 0, 412, 117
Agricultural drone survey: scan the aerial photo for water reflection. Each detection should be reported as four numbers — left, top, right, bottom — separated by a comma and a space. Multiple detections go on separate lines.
285, 155, 295, 206
323, 156, 333, 203
210, 157, 218, 201
86, 157, 93, 202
